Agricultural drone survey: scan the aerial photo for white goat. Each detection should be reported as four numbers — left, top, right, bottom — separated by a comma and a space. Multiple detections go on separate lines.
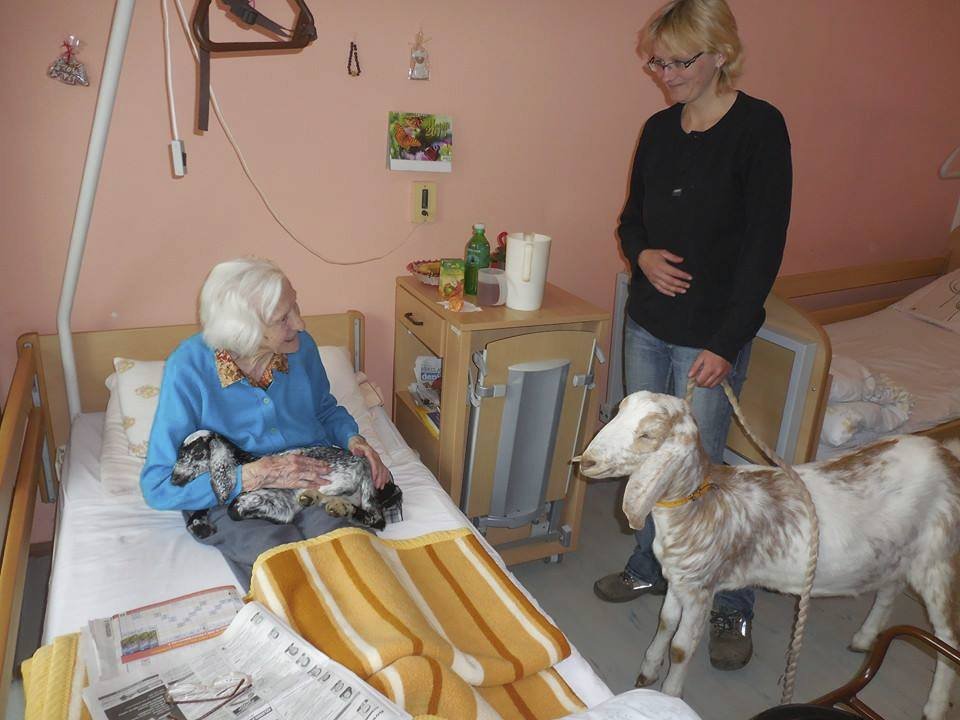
579, 391, 960, 720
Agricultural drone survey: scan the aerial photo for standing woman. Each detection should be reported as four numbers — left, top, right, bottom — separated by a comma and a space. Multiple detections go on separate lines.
593, 0, 792, 674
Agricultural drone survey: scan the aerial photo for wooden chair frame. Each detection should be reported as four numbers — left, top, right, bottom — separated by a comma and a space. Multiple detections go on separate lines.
811, 625, 960, 720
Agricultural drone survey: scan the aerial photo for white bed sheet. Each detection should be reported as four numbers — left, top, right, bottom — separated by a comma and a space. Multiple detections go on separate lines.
43, 408, 621, 712
817, 307, 960, 457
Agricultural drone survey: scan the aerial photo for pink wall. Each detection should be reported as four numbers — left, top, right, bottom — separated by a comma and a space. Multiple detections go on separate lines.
3, 1, 960, 538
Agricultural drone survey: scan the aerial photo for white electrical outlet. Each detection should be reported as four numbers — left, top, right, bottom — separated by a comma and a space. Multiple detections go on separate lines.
411, 182, 437, 223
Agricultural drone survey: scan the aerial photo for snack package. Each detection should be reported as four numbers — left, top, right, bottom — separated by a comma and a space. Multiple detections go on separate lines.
439, 258, 465, 311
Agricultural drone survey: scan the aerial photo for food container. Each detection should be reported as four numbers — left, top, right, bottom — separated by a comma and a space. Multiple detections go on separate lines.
438, 258, 465, 311
406, 259, 441, 285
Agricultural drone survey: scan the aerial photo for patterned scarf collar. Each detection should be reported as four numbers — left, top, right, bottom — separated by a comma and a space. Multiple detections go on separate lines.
215, 349, 288, 389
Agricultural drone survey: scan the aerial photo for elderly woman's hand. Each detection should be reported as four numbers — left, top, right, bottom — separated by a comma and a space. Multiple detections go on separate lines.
241, 454, 332, 492
348, 435, 390, 490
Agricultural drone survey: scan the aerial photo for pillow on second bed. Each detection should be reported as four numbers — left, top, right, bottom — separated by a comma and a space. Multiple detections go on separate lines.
893, 268, 960, 333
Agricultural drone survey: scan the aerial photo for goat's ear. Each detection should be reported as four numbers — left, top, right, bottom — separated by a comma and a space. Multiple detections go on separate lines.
208, 435, 238, 505
621, 451, 681, 530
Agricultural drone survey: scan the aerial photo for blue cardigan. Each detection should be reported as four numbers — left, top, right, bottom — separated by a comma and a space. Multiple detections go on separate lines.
140, 331, 360, 510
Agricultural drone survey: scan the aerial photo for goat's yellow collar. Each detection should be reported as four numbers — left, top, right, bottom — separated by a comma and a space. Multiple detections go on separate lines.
656, 481, 716, 508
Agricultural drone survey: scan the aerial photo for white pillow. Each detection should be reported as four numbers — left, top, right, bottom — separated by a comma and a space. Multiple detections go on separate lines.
100, 375, 149, 498
892, 268, 960, 333
828, 355, 875, 403
112, 358, 165, 459
821, 400, 910, 448
109, 348, 382, 462
315, 346, 385, 454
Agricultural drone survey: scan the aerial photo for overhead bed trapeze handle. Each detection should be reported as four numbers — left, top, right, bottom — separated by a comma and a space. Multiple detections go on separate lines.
191, 0, 317, 131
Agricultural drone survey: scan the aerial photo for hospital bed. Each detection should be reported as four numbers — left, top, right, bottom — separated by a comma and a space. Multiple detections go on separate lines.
728, 228, 960, 465
0, 311, 701, 719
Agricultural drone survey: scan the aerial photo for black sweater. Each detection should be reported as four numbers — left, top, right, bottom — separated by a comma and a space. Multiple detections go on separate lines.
618, 91, 792, 363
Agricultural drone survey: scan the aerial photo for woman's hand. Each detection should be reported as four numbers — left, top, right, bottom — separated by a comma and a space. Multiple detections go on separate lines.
348, 435, 390, 490
241, 454, 332, 492
638, 249, 692, 297
688, 350, 732, 389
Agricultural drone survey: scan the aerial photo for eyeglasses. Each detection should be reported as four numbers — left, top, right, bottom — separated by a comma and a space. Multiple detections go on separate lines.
164, 672, 252, 720
646, 51, 704, 73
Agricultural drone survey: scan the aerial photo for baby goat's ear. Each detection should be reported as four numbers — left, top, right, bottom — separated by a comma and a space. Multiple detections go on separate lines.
208, 435, 239, 505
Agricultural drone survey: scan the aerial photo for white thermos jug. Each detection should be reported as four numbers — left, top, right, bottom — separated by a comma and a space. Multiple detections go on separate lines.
504, 233, 551, 311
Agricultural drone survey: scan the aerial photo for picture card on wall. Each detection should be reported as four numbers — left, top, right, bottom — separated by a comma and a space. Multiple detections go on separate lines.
387, 112, 452, 172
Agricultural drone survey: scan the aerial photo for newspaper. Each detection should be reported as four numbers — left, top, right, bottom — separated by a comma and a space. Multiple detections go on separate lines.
83, 601, 410, 720
411, 355, 441, 409
87, 585, 244, 680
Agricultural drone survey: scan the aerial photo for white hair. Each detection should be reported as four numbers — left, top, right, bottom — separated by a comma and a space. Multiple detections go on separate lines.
199, 257, 286, 357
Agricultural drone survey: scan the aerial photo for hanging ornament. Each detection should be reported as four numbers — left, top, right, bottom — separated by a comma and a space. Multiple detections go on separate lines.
347, 40, 361, 77
408, 29, 430, 81
48, 36, 90, 86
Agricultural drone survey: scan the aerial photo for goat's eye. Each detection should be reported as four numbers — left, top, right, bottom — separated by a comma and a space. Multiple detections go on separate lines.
638, 432, 650, 440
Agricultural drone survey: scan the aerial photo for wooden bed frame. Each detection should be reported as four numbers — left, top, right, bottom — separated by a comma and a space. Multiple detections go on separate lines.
0, 311, 363, 711
729, 227, 960, 466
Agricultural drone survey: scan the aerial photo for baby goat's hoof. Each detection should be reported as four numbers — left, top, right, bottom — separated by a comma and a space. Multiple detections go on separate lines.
188, 519, 217, 539
323, 497, 354, 518
635, 671, 658, 688
298, 489, 322, 507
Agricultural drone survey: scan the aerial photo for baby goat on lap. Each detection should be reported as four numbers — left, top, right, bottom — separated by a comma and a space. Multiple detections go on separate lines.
578, 391, 960, 720
172, 430, 394, 531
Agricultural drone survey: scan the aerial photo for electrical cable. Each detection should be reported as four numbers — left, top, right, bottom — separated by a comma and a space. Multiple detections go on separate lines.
170, 0, 423, 265
161, 0, 180, 141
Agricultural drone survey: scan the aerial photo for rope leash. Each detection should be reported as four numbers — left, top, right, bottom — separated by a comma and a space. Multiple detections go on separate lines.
685, 379, 820, 705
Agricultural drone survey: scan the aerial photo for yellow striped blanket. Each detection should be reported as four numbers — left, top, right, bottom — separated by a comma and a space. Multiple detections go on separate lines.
249, 527, 587, 720
21, 633, 90, 720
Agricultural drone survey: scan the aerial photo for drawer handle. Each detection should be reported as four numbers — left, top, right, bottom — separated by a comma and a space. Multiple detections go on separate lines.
404, 312, 424, 327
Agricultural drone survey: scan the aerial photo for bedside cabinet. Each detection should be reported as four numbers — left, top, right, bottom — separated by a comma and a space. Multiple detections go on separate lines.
392, 276, 609, 565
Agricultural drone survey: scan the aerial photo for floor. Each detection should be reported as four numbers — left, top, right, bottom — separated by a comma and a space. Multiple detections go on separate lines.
7, 481, 958, 719
511, 478, 960, 720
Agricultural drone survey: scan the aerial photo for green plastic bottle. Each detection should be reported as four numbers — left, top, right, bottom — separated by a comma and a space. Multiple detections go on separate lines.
464, 223, 490, 296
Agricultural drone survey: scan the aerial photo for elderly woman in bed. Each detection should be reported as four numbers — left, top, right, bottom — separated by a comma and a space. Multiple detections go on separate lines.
141, 257, 389, 589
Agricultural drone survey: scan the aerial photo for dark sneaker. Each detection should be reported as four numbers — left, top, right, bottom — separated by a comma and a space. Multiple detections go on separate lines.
593, 572, 667, 603
709, 609, 753, 670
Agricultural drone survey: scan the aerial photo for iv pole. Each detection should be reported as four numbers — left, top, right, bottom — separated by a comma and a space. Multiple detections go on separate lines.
57, 0, 136, 421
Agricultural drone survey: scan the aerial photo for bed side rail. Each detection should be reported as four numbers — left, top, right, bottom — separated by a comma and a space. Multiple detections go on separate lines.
774, 255, 946, 300
774, 254, 948, 325
0, 343, 50, 710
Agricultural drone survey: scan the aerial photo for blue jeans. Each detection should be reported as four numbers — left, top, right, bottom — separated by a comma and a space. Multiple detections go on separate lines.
622, 317, 755, 619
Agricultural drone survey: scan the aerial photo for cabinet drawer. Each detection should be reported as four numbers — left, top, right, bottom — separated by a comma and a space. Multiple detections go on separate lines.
397, 288, 444, 355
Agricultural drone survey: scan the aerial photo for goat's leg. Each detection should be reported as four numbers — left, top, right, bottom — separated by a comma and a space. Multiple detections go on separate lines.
911, 558, 959, 720
636, 589, 682, 687
849, 581, 904, 652
660, 587, 711, 697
